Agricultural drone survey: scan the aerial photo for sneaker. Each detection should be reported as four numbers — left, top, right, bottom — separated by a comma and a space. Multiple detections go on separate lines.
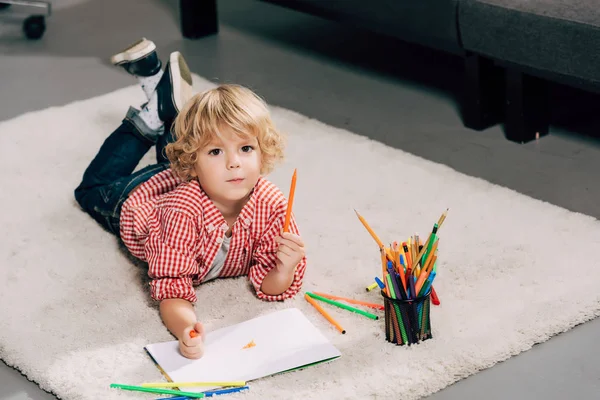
110, 38, 162, 77
156, 51, 193, 122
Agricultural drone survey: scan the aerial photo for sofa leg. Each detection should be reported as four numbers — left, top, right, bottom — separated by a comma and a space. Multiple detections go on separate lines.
461, 54, 505, 130
180, 0, 218, 39
504, 69, 549, 143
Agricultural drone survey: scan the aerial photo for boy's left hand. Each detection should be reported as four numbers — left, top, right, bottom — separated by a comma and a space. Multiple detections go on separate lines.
275, 232, 305, 271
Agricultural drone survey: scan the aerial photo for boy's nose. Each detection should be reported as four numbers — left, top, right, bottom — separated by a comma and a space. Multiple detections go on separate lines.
227, 155, 241, 169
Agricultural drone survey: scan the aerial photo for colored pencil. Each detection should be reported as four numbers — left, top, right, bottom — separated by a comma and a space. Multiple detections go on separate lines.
312, 291, 384, 310
110, 384, 205, 398
410, 209, 449, 271
306, 292, 379, 320
159, 386, 250, 400
305, 293, 346, 334
354, 209, 384, 248
142, 381, 246, 388
402, 243, 412, 270
415, 255, 436, 295
355, 210, 395, 261
380, 249, 389, 296
419, 240, 438, 277
437, 208, 449, 227
396, 253, 407, 293
283, 169, 297, 232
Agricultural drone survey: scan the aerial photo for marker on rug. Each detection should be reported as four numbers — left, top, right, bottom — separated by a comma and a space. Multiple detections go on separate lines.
154, 386, 251, 399
110, 384, 205, 398
374, 276, 386, 289
205, 385, 250, 397
306, 292, 379, 320
313, 291, 385, 310
305, 293, 346, 334
143, 381, 246, 388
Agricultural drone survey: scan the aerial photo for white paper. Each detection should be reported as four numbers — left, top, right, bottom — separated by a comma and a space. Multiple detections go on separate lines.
144, 308, 341, 392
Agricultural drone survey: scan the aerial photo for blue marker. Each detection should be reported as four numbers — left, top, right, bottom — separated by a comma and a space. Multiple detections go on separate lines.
205, 386, 250, 397
421, 270, 437, 297
374, 276, 386, 289
157, 385, 250, 400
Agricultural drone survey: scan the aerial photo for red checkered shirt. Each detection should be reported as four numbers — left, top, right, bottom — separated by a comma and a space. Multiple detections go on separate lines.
119, 169, 306, 303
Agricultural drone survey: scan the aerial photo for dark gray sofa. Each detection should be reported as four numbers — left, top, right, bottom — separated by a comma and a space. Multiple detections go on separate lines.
256, 0, 462, 56
179, 0, 600, 143
461, 0, 600, 87
459, 0, 600, 141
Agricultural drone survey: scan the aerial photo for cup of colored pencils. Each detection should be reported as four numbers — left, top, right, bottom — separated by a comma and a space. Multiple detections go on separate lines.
355, 209, 448, 345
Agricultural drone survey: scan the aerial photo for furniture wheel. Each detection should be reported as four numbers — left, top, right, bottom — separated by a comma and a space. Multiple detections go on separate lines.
23, 15, 45, 39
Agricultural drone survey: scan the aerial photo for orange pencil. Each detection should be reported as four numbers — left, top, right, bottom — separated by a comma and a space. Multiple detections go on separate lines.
354, 209, 384, 248
312, 292, 384, 310
305, 294, 346, 334
283, 169, 297, 232
355, 210, 394, 261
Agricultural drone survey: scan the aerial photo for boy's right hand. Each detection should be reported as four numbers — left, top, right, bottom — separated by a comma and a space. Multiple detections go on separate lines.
179, 322, 205, 359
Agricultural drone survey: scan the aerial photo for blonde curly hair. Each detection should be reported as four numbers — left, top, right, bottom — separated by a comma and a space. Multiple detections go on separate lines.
165, 84, 285, 181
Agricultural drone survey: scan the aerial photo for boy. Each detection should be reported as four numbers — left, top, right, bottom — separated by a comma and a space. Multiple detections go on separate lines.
74, 38, 307, 359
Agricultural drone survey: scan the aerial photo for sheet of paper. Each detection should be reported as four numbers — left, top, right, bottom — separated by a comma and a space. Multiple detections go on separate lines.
145, 308, 341, 392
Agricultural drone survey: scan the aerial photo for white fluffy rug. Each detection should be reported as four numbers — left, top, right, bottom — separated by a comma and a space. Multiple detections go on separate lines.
2, 75, 600, 400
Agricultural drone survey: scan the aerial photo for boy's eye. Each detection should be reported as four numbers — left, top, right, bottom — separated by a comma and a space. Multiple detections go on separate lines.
241, 145, 254, 153
208, 149, 222, 156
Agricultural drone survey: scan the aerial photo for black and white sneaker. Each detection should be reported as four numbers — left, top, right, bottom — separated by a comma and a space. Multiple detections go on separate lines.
110, 38, 162, 77
156, 51, 193, 122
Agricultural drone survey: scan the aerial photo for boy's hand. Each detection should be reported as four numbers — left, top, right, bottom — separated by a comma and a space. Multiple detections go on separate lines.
179, 322, 205, 359
275, 232, 305, 271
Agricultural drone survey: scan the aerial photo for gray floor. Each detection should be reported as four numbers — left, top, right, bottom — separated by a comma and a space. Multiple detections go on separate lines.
1, 0, 600, 399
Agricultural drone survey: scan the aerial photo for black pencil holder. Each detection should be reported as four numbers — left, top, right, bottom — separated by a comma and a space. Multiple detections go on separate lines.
381, 291, 432, 345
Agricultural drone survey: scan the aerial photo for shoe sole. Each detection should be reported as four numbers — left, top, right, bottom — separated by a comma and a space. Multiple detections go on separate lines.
110, 38, 156, 65
169, 51, 193, 112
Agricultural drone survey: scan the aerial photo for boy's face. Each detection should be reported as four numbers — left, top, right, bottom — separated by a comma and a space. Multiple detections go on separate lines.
194, 126, 262, 210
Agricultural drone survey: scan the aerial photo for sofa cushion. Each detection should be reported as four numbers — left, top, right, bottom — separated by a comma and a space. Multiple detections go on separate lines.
459, 0, 600, 85
261, 0, 462, 54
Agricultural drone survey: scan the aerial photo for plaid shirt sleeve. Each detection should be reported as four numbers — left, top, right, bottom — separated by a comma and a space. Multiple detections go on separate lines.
146, 208, 200, 303
248, 207, 307, 301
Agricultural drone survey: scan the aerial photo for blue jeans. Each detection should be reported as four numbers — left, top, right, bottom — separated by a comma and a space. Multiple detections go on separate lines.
74, 107, 175, 237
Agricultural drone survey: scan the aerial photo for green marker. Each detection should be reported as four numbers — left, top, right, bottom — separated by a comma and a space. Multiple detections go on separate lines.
421, 223, 438, 266
110, 383, 206, 398
305, 292, 379, 320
